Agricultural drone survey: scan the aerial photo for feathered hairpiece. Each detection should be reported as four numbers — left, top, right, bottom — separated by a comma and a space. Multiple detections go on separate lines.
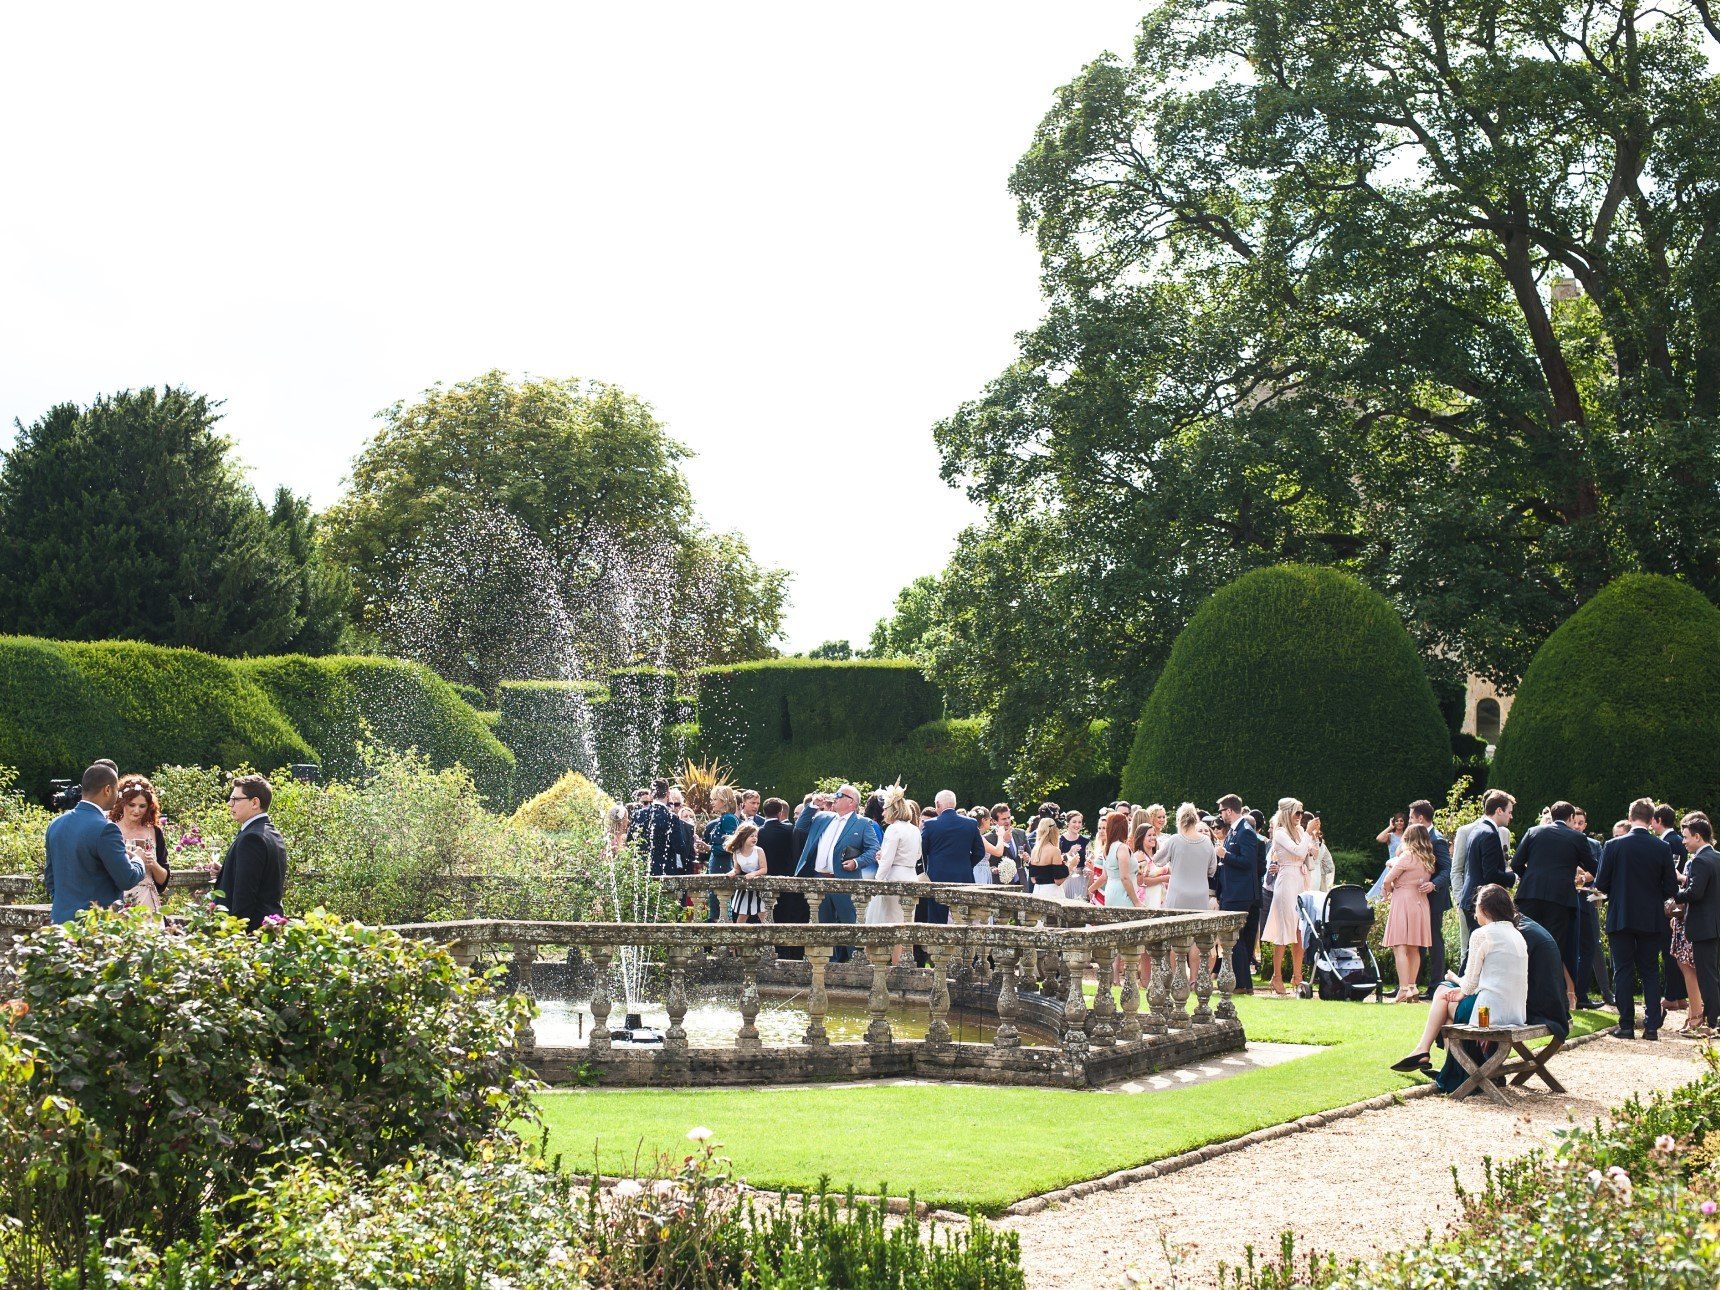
878, 779, 908, 820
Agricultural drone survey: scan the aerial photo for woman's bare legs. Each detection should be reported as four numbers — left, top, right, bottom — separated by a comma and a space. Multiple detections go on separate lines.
1411, 987, 1458, 1056
1391, 946, 1414, 1000
1289, 939, 1305, 992
1678, 963, 1704, 1028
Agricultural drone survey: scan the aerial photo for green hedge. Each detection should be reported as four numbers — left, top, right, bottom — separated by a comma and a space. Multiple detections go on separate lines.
696, 660, 941, 766
496, 681, 604, 802
0, 636, 313, 798
700, 716, 1001, 805
448, 682, 487, 709
1120, 566, 1452, 850
1492, 574, 1720, 817
238, 655, 515, 802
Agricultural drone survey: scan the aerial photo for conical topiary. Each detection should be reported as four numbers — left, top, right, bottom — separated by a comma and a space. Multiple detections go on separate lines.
1119, 565, 1451, 850
1492, 574, 1720, 819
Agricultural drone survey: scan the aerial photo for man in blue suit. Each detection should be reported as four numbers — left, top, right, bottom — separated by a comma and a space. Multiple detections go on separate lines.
1595, 797, 1681, 1039
796, 783, 879, 963
919, 789, 987, 924
1459, 790, 1517, 934
44, 763, 144, 924
1216, 794, 1264, 993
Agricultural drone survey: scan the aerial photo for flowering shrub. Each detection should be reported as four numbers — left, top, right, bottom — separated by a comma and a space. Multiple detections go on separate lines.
6, 906, 536, 1257
0, 764, 54, 883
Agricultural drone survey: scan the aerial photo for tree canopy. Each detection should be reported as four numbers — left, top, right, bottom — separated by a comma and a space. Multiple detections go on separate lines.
0, 389, 328, 655
911, 0, 1719, 793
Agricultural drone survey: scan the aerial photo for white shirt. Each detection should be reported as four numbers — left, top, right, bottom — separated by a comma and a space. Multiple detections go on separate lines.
814, 813, 846, 875
240, 812, 271, 834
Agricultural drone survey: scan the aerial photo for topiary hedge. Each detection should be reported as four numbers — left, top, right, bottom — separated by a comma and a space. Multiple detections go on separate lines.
1492, 574, 1720, 817
696, 660, 942, 770
707, 716, 1001, 806
496, 680, 605, 802
1119, 565, 1452, 850
238, 655, 514, 802
0, 636, 313, 799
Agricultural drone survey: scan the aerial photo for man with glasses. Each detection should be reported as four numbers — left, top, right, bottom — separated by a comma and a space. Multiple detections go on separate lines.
215, 774, 287, 930
795, 783, 879, 963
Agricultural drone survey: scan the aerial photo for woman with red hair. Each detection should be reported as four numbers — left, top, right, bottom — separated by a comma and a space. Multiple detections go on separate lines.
1097, 809, 1138, 910
108, 775, 172, 915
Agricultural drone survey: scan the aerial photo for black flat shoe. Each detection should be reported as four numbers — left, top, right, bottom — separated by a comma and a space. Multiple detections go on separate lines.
1611, 1027, 1635, 1039
1390, 1052, 1432, 1072
1643, 1029, 1660, 1041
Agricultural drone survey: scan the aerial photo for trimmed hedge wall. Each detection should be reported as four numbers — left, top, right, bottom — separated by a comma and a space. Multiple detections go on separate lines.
0, 636, 312, 798
238, 656, 515, 802
696, 661, 941, 769
1492, 574, 1720, 817
1119, 566, 1452, 850
496, 681, 604, 803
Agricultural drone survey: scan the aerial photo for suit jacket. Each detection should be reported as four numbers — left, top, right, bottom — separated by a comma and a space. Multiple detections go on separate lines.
215, 815, 287, 930
921, 810, 987, 885
795, 812, 879, 879
757, 818, 798, 877
1459, 818, 1515, 913
1675, 845, 1720, 943
1517, 916, 1572, 1040
1427, 829, 1453, 907
1514, 821, 1590, 909
1217, 817, 1264, 907
628, 802, 694, 876
1595, 827, 1679, 936
44, 801, 145, 924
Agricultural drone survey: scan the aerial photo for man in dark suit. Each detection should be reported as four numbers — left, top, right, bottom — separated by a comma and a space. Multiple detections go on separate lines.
1594, 797, 1680, 1038
1459, 790, 1517, 935
920, 789, 987, 924
1513, 800, 1592, 1002
44, 763, 144, 924
984, 803, 1028, 890
1655, 803, 1689, 1011
796, 784, 878, 963
1406, 800, 1453, 998
215, 774, 287, 930
627, 779, 695, 877
1216, 794, 1264, 994
755, 797, 804, 959
1674, 813, 1719, 1038
1569, 808, 1613, 1007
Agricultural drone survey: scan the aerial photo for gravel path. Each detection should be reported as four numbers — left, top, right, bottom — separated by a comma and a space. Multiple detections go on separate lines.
1003, 1036, 1710, 1289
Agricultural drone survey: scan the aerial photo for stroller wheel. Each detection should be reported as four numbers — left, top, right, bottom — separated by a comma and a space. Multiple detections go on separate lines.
1297, 981, 1312, 1000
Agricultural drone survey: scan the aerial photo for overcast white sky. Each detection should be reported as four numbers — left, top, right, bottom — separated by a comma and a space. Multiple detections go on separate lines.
0, 2, 1142, 652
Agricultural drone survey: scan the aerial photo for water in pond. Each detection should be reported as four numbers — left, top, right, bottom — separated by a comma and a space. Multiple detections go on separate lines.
533, 992, 1050, 1048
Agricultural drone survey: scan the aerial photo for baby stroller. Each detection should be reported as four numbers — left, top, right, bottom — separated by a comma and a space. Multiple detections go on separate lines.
1297, 884, 1383, 1002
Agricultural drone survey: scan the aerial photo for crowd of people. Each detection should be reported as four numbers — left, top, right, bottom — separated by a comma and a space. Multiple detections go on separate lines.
44, 761, 288, 930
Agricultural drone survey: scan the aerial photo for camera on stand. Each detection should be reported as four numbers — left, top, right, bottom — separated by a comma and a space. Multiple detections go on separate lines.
47, 778, 82, 812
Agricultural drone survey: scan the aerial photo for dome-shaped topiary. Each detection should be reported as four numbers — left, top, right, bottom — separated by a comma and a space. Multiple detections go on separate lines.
1120, 565, 1451, 850
1492, 574, 1720, 819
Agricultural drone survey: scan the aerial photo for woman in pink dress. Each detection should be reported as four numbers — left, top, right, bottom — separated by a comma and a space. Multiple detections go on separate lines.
1381, 823, 1436, 1002
108, 775, 171, 917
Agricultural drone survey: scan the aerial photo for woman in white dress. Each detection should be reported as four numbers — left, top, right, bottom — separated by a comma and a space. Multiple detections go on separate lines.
867, 787, 922, 964
1264, 797, 1314, 996
727, 823, 765, 922
1393, 883, 1528, 1075
1132, 822, 1170, 910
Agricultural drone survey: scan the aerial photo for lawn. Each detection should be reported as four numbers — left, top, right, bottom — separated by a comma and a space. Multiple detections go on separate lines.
535, 995, 1611, 1213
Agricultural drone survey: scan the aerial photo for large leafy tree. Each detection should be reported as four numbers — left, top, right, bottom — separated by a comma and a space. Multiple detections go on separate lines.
929, 0, 1720, 791
268, 487, 352, 654
0, 389, 309, 655
324, 371, 786, 690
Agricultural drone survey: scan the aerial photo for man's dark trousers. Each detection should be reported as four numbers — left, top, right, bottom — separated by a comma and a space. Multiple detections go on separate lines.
1422, 894, 1450, 997
1611, 929, 1664, 1034
1579, 900, 1613, 1003
1692, 938, 1720, 1026
1223, 901, 1259, 991
1517, 899, 1574, 968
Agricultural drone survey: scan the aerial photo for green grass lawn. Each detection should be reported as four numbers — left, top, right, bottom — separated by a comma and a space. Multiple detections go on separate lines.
535, 996, 1611, 1213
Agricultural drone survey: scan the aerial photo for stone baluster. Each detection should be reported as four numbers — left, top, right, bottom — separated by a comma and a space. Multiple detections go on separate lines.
665, 949, 690, 1055
1060, 948, 1089, 1060
1215, 926, 1238, 1020
1144, 940, 1169, 1035
510, 942, 537, 1054
1192, 930, 1216, 1024
716, 882, 734, 923
445, 939, 476, 972
761, 890, 778, 924
1168, 934, 1193, 1029
865, 953, 893, 1048
803, 947, 832, 1046
1119, 942, 1143, 1042
736, 948, 763, 1052
588, 948, 613, 1054
993, 946, 1021, 1050
1090, 949, 1117, 1047
925, 946, 952, 1047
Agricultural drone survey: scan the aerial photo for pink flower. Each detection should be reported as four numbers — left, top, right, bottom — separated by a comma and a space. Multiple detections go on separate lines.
1702, 1201, 1718, 1216
1655, 1134, 1677, 1154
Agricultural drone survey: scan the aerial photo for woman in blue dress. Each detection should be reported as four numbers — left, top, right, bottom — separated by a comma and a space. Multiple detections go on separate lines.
1098, 810, 1137, 908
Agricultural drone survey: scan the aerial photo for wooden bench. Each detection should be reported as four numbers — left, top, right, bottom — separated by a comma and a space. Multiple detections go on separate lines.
1439, 1022, 1565, 1104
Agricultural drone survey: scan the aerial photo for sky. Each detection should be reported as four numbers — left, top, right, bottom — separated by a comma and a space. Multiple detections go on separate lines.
0, 2, 1144, 653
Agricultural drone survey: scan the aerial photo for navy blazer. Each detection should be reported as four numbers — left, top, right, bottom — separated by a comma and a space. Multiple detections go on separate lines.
1514, 822, 1591, 909
1427, 829, 1453, 905
1517, 916, 1572, 1040
1459, 819, 1515, 912
795, 812, 880, 879
628, 802, 695, 876
1674, 845, 1720, 944
44, 800, 144, 924
1217, 818, 1264, 907
921, 811, 987, 884
1595, 827, 1679, 935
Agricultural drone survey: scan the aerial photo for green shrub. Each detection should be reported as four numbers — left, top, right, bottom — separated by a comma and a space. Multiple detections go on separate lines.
497, 680, 606, 801
696, 659, 941, 765
239, 654, 515, 803
448, 681, 487, 708
0, 635, 312, 799
712, 717, 1002, 805
1492, 574, 1720, 817
0, 765, 53, 880
512, 770, 614, 836
6, 906, 535, 1256
1120, 566, 1452, 850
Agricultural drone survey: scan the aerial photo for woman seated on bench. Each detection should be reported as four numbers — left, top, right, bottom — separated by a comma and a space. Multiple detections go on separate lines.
1391, 884, 1528, 1076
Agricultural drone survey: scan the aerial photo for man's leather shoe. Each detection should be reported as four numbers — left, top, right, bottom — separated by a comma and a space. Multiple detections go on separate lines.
1573, 998, 1597, 1010
1643, 1029, 1660, 1041
1611, 1026, 1635, 1039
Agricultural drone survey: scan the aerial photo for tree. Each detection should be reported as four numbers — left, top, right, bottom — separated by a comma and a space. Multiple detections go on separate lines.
0, 389, 305, 654
930, 0, 1719, 792
868, 575, 943, 659
807, 640, 854, 660
324, 372, 786, 689
268, 488, 351, 654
